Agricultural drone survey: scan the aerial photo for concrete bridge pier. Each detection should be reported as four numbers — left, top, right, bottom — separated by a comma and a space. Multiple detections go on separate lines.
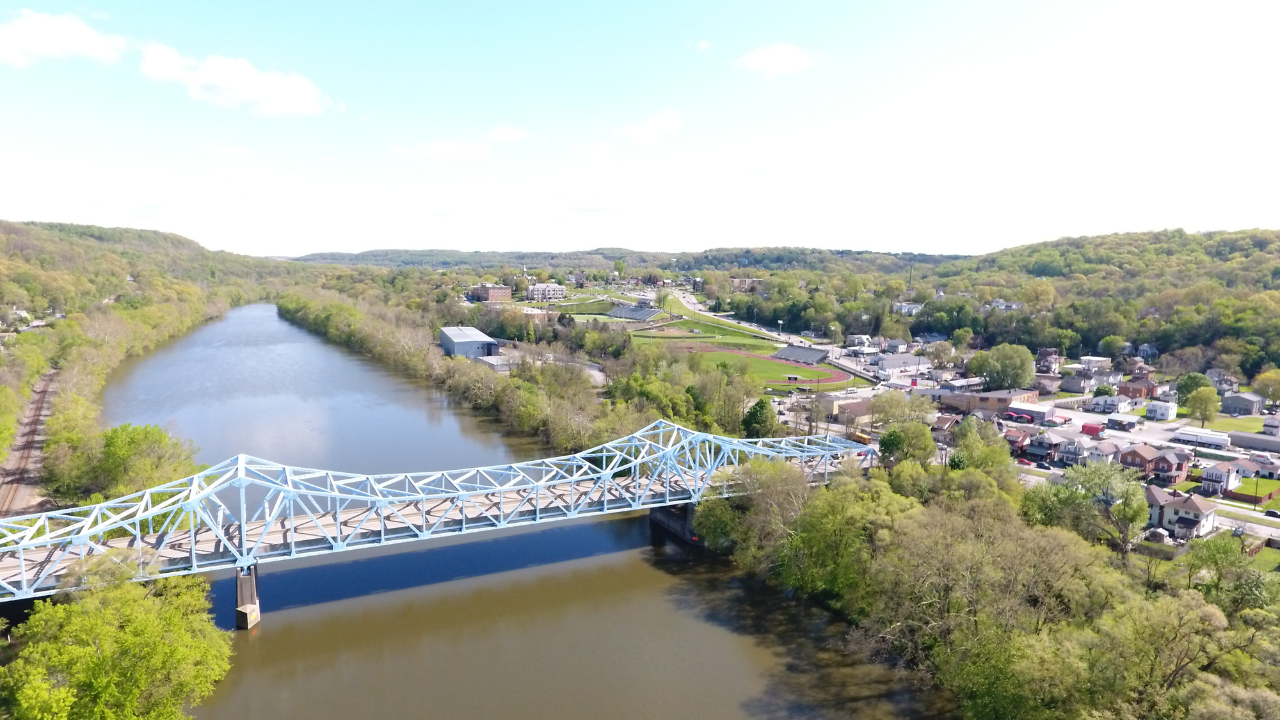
649, 503, 702, 545
235, 565, 261, 630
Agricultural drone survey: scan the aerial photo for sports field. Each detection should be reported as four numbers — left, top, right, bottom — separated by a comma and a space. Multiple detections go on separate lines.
695, 350, 844, 383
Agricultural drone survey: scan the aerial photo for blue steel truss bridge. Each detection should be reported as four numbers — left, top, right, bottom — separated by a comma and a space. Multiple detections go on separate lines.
0, 420, 872, 604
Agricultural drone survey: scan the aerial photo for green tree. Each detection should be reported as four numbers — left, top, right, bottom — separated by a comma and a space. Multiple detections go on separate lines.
967, 343, 1035, 391
866, 390, 935, 427
741, 398, 776, 439
1099, 335, 1128, 359
613, 259, 626, 276
886, 421, 936, 467
951, 326, 974, 350
877, 428, 906, 468
1059, 463, 1148, 559
1186, 386, 1221, 428
1252, 368, 1280, 409
1093, 384, 1115, 397
0, 556, 232, 720
1177, 372, 1212, 403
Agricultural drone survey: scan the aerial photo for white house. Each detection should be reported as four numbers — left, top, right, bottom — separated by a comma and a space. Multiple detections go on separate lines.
1201, 461, 1243, 495
1146, 486, 1217, 539
1146, 400, 1178, 422
1087, 440, 1126, 465
892, 302, 924, 316
875, 354, 933, 380
1080, 356, 1113, 370
1087, 395, 1134, 414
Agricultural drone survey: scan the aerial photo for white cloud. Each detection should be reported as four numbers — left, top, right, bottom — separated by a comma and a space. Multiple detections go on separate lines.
736, 42, 814, 78
616, 110, 682, 144
139, 42, 330, 116
411, 141, 491, 161
486, 126, 530, 143
0, 10, 126, 68
695, 40, 710, 51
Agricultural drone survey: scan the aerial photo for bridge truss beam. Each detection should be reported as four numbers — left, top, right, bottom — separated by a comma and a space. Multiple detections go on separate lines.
0, 420, 872, 601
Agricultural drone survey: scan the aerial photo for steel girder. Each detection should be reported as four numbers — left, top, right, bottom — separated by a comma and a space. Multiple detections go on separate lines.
0, 420, 872, 601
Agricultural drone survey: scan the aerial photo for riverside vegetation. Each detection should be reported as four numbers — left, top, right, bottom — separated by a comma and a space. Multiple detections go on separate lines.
11, 221, 1280, 718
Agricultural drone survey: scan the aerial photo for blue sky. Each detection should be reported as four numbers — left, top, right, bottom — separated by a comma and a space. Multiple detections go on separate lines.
1, 1, 1278, 256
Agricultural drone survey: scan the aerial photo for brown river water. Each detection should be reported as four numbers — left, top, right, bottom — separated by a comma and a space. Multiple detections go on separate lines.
98, 304, 947, 720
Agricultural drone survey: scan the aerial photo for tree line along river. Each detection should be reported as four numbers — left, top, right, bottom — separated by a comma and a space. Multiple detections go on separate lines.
98, 304, 947, 720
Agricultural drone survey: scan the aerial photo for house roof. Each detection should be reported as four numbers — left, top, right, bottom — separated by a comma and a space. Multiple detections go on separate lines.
1225, 391, 1265, 403
440, 326, 496, 343
1124, 445, 1161, 461
1146, 485, 1174, 506
978, 388, 1036, 398
1093, 441, 1123, 455
1168, 494, 1217, 514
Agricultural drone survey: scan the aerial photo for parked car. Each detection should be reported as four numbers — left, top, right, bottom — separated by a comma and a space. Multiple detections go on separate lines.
1267, 510, 1280, 519
1017, 458, 1032, 466
1036, 462, 1051, 470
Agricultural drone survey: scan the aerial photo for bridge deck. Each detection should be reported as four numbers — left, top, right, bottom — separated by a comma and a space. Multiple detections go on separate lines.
0, 421, 869, 600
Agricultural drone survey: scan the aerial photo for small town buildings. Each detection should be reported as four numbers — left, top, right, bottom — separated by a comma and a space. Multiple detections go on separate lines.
526, 282, 567, 302
1151, 449, 1192, 484
1117, 376, 1160, 400
1138, 343, 1159, 360
1222, 391, 1265, 416
439, 326, 499, 359
1059, 435, 1094, 466
1004, 429, 1030, 453
1207, 369, 1241, 395
1202, 461, 1244, 494
1025, 431, 1066, 463
1080, 356, 1113, 371
1146, 400, 1178, 422
468, 283, 511, 302
885, 338, 910, 354
942, 376, 985, 392
1033, 374, 1062, 396
1267, 416, 1280, 437
892, 302, 924, 316
1036, 349, 1063, 374
941, 388, 1040, 415
1120, 444, 1161, 475
730, 278, 765, 293
1146, 486, 1218, 539
1087, 395, 1135, 414
875, 354, 933, 380
1107, 412, 1144, 431
932, 414, 963, 444
1088, 440, 1125, 465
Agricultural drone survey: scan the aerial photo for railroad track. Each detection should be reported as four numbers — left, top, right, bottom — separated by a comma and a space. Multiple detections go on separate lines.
0, 373, 55, 516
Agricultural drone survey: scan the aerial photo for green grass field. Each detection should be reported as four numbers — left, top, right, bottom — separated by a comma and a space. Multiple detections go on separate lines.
554, 300, 615, 314
572, 314, 629, 323
659, 295, 777, 340
1206, 415, 1265, 433
695, 351, 833, 382
1252, 546, 1280, 572
1221, 510, 1280, 529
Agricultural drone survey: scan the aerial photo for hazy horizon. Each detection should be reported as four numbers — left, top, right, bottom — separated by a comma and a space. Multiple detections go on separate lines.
3, 1, 1279, 257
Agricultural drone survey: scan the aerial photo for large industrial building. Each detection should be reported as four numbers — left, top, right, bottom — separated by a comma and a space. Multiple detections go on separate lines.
439, 326, 499, 359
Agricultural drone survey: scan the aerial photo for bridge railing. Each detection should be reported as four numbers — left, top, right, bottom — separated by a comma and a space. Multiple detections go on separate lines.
0, 420, 872, 601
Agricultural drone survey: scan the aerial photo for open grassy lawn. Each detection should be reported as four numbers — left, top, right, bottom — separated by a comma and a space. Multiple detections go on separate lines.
664, 318, 761, 339
554, 299, 615, 314
629, 333, 780, 353
572, 314, 630, 323
695, 351, 833, 382
659, 295, 777, 340
1252, 546, 1280, 573
1172, 480, 1202, 493
1206, 415, 1265, 433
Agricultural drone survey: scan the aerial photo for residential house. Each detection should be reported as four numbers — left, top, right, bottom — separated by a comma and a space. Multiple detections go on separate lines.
1266, 416, 1280, 437
1107, 413, 1145, 431
1088, 440, 1125, 465
1034, 374, 1062, 396
885, 338, 909, 354
915, 332, 949, 345
1119, 444, 1162, 476
834, 398, 875, 428
1004, 429, 1030, 454
1117, 376, 1160, 400
1036, 349, 1063, 374
892, 302, 924, 316
1202, 461, 1244, 495
932, 414, 963, 445
1207, 369, 1241, 395
1086, 394, 1135, 414
1137, 343, 1159, 360
730, 278, 765, 293
988, 298, 1023, 312
1146, 400, 1178, 422
1025, 431, 1067, 463
1059, 435, 1095, 466
1061, 372, 1100, 395
1222, 391, 1265, 416
1151, 449, 1192, 485
1146, 486, 1218, 539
